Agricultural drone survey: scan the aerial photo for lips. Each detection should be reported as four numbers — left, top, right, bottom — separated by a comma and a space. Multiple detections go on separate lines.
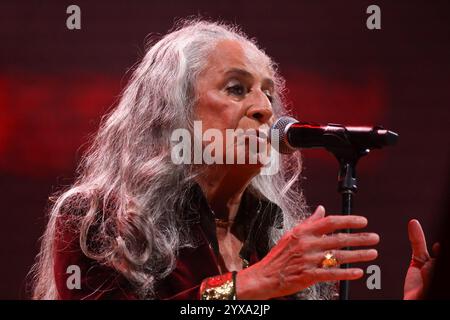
241, 128, 269, 141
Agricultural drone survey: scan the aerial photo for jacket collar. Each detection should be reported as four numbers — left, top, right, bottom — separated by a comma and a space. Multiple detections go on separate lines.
183, 182, 283, 263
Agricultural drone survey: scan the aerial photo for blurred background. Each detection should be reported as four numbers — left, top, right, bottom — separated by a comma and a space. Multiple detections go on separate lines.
0, 0, 449, 299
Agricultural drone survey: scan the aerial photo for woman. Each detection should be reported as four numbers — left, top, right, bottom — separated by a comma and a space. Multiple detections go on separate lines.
31, 19, 435, 300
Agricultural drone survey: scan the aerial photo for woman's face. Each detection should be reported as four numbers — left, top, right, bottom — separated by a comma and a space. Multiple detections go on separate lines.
194, 39, 275, 170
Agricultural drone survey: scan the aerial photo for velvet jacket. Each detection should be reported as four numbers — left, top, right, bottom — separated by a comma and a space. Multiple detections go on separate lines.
53, 184, 283, 299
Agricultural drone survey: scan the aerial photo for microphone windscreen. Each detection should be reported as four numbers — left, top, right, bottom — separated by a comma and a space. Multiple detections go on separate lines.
270, 116, 298, 154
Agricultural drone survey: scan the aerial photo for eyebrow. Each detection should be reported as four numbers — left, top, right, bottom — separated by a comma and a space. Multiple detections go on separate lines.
224, 68, 275, 88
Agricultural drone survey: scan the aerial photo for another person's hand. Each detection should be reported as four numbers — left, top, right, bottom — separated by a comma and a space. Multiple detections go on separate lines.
236, 205, 379, 299
403, 219, 439, 300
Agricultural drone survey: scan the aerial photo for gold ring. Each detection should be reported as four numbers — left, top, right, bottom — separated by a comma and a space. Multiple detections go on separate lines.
321, 251, 339, 268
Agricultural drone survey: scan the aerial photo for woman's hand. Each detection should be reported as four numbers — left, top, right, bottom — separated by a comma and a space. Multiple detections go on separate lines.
403, 219, 438, 300
236, 205, 379, 299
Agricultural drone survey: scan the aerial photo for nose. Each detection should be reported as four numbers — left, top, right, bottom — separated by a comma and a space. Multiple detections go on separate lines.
246, 91, 273, 124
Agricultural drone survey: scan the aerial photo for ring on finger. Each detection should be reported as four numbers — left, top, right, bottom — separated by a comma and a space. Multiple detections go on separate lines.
321, 251, 339, 268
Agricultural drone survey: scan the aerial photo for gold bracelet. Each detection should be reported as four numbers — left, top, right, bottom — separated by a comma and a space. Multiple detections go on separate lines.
200, 271, 237, 300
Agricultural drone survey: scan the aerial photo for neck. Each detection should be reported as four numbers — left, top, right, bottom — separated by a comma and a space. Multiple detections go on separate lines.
195, 165, 259, 223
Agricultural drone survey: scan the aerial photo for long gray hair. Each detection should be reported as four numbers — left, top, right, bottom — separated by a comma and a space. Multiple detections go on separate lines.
31, 19, 334, 299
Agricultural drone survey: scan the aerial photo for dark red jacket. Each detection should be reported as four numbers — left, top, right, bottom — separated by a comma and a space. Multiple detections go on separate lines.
53, 184, 282, 299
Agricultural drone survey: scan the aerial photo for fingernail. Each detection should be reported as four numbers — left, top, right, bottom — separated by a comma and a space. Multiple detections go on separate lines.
353, 269, 363, 276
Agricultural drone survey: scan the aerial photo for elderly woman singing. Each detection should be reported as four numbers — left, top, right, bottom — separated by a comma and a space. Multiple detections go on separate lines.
31, 20, 436, 300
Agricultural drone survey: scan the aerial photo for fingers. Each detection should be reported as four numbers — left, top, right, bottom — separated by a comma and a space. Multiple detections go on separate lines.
304, 205, 326, 223
310, 249, 378, 265
318, 232, 380, 250
306, 268, 364, 282
408, 219, 430, 261
305, 215, 368, 236
286, 232, 378, 259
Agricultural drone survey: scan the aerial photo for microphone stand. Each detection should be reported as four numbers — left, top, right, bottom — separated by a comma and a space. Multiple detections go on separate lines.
326, 133, 370, 301
273, 118, 398, 299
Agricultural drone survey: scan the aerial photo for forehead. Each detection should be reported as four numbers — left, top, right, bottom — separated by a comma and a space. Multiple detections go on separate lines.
203, 39, 274, 80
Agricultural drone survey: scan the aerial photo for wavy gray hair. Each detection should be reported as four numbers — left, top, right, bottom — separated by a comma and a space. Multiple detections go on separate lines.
31, 19, 335, 299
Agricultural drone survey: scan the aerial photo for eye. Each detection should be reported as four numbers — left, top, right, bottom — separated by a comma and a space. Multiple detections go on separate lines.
226, 83, 247, 97
263, 89, 274, 103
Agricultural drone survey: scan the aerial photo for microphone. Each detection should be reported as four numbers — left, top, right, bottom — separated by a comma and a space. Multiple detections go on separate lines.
270, 116, 399, 154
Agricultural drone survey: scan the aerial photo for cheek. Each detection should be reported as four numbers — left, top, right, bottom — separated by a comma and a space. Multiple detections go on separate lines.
195, 91, 242, 131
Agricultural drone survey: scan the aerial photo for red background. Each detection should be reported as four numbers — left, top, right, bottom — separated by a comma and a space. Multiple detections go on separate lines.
0, 0, 449, 299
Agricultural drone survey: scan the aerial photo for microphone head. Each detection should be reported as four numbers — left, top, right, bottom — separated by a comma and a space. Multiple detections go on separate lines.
372, 127, 399, 148
270, 116, 299, 154
384, 130, 399, 146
